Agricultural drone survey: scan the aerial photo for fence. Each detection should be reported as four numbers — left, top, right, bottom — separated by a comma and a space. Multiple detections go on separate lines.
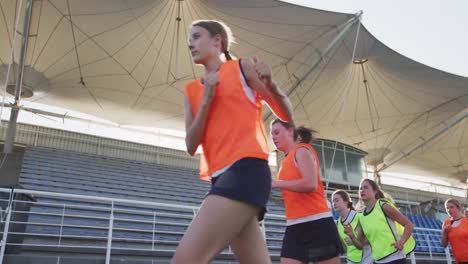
0, 188, 453, 264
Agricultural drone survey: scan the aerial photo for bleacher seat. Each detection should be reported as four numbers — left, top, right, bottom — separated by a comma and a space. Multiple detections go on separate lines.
2, 146, 451, 263
8, 146, 287, 262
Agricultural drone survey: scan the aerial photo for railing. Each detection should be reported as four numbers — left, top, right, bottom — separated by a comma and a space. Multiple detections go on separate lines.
0, 188, 276, 264
0, 188, 454, 264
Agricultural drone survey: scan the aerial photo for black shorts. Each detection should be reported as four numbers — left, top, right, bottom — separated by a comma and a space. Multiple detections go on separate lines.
281, 217, 344, 263
208, 157, 271, 221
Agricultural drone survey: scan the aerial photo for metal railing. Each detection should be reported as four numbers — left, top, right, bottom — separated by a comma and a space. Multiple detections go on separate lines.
0, 188, 455, 263
0, 188, 279, 264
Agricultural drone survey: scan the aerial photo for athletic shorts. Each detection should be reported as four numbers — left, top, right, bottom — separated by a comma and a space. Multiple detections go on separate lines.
281, 217, 344, 263
208, 157, 271, 221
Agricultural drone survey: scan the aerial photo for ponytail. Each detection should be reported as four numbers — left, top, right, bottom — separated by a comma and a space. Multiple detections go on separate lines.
224, 50, 232, 60
271, 119, 317, 144
294, 126, 316, 144
375, 190, 385, 200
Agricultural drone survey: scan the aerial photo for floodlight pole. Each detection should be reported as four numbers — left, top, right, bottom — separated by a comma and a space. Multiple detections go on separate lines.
3, 0, 33, 154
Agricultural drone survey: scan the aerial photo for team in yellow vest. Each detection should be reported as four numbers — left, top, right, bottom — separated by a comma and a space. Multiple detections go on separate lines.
332, 179, 416, 264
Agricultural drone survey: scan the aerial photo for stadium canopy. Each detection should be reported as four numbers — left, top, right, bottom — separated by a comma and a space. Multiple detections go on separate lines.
1, 0, 467, 186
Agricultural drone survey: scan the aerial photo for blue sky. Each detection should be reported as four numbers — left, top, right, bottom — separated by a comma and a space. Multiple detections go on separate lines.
282, 0, 468, 77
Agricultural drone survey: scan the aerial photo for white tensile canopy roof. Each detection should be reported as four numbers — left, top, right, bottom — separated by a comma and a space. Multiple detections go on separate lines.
1, 0, 467, 185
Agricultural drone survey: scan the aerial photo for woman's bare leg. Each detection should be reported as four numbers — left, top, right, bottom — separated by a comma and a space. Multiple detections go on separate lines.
171, 195, 263, 264
230, 216, 271, 263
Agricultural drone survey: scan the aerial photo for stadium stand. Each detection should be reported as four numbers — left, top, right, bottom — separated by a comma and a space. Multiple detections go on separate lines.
1, 146, 286, 263
0, 146, 454, 263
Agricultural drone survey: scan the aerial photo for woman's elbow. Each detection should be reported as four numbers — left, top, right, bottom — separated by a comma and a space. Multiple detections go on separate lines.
406, 222, 414, 232
441, 239, 448, 248
304, 184, 317, 193
185, 142, 197, 156
275, 109, 291, 123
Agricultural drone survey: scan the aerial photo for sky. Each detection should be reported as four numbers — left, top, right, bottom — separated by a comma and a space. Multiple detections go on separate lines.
282, 0, 468, 77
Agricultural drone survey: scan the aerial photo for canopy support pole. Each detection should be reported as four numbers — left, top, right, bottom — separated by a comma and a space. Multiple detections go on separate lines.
378, 107, 468, 172
263, 11, 363, 122
3, 0, 33, 154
